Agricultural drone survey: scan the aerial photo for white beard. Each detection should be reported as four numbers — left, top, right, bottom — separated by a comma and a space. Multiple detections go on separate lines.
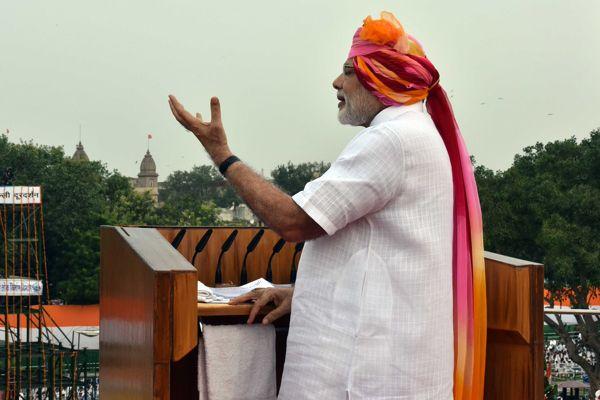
337, 90, 380, 126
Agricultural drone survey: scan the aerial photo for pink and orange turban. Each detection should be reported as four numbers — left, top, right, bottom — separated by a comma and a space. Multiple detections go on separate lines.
349, 12, 488, 400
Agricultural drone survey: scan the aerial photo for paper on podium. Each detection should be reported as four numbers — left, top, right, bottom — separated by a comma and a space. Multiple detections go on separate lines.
197, 278, 274, 303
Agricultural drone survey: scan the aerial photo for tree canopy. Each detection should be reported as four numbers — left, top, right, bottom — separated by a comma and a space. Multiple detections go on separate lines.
475, 130, 600, 392
159, 165, 241, 209
0, 135, 219, 303
271, 161, 330, 195
476, 130, 600, 298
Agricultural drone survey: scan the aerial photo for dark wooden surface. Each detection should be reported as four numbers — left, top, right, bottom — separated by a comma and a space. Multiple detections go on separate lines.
198, 303, 274, 317
100, 226, 198, 400
157, 227, 298, 286
483, 251, 544, 400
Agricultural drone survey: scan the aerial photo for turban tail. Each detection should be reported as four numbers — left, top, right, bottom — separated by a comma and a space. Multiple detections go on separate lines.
349, 24, 487, 399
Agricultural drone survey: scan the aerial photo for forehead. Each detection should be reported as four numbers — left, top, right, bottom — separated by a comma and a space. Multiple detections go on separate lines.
343, 58, 353, 67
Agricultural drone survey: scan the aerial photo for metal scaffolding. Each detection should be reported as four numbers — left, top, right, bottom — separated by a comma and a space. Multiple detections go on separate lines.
0, 186, 98, 399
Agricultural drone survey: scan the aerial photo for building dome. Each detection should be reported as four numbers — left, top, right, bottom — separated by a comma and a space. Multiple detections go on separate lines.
135, 149, 159, 202
139, 150, 158, 178
72, 141, 89, 161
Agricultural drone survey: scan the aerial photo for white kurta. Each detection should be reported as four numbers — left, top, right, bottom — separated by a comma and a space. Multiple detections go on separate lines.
279, 102, 455, 400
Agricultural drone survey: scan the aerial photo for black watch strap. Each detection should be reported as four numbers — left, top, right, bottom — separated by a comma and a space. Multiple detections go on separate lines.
219, 155, 241, 175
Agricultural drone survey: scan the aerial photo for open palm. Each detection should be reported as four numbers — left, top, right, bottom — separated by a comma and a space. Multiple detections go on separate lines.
168, 95, 232, 164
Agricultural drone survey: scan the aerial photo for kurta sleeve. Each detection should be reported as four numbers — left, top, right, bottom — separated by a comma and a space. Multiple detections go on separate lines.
292, 127, 405, 235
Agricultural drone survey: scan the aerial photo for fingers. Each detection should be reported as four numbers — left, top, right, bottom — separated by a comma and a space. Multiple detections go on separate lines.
169, 95, 198, 128
168, 99, 186, 126
228, 291, 257, 305
168, 96, 193, 130
247, 290, 274, 325
168, 95, 184, 118
168, 95, 221, 133
262, 302, 289, 325
210, 97, 221, 125
228, 288, 266, 305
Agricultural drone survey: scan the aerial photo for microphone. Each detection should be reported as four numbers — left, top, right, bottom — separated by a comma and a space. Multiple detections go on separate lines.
290, 242, 304, 283
170, 228, 187, 250
240, 229, 264, 285
215, 229, 238, 285
191, 229, 213, 267
266, 238, 286, 282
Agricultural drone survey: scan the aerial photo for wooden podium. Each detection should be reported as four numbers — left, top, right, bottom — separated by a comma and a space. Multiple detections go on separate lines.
100, 226, 544, 399
100, 227, 199, 399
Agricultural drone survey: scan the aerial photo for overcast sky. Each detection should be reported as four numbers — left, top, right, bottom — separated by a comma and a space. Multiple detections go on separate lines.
1, 0, 599, 179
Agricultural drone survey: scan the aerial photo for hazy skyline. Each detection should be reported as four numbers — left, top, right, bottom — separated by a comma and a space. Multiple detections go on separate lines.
2, 0, 599, 179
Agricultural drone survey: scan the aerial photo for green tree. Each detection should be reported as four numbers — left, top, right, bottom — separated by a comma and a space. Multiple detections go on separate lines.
0, 136, 165, 303
159, 165, 241, 208
476, 130, 600, 396
0, 136, 227, 304
271, 161, 330, 195
157, 201, 220, 226
105, 173, 133, 203
0, 136, 109, 303
104, 189, 161, 226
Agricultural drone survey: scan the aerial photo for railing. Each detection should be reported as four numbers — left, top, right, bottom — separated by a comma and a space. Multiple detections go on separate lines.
545, 308, 600, 315
543, 309, 597, 400
0, 345, 99, 399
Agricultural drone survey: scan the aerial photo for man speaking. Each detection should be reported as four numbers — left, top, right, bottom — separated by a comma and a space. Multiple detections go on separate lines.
168, 11, 486, 400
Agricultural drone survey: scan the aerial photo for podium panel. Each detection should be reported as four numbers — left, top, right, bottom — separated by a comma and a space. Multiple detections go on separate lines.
100, 226, 198, 400
483, 252, 544, 399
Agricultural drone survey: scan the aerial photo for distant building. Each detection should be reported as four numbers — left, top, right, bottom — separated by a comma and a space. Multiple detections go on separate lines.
219, 203, 258, 224
70, 142, 259, 221
71, 141, 89, 161
71, 141, 161, 204
216, 169, 267, 225
130, 150, 159, 204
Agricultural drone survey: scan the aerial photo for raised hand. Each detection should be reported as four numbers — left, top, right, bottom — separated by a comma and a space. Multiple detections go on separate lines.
229, 287, 294, 325
168, 95, 233, 164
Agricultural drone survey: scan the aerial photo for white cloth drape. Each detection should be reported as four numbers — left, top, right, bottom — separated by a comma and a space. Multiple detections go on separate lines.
199, 324, 277, 400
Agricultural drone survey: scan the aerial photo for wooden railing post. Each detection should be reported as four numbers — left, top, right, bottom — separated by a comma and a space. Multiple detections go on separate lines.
483, 251, 544, 399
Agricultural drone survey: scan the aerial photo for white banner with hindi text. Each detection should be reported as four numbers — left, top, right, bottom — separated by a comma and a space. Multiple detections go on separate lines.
0, 186, 42, 204
0, 279, 44, 296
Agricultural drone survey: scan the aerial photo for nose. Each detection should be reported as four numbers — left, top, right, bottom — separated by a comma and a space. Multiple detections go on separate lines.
332, 73, 343, 91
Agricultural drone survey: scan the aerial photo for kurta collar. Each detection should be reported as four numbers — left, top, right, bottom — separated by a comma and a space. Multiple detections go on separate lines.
370, 101, 425, 127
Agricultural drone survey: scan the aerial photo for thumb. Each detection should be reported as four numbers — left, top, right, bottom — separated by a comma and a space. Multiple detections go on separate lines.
210, 97, 222, 124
